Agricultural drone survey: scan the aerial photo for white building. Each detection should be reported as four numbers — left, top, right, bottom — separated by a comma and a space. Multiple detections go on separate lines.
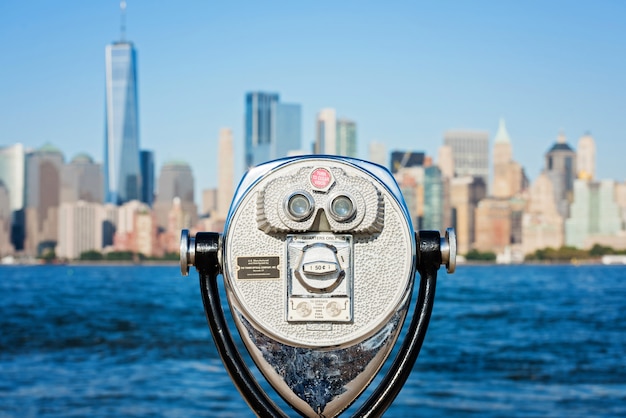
57, 201, 103, 260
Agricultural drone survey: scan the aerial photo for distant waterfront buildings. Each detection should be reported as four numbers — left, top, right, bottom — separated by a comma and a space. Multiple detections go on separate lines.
104, 40, 141, 205
3, 93, 626, 261
245, 92, 302, 167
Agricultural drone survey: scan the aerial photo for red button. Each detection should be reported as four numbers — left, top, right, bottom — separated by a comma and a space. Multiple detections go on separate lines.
310, 168, 331, 189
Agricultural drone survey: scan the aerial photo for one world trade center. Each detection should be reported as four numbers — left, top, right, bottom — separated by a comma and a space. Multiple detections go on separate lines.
104, 40, 141, 205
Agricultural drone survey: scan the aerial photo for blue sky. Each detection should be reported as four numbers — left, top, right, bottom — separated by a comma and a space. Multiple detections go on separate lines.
1, 1, 624, 201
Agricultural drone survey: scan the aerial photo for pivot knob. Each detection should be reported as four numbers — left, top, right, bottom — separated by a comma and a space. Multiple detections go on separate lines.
440, 227, 457, 273
180, 229, 195, 276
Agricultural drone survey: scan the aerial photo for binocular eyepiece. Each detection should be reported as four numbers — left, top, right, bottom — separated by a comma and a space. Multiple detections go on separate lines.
180, 156, 456, 417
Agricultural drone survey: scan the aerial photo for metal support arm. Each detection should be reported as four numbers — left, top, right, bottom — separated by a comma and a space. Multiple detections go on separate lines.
188, 229, 453, 417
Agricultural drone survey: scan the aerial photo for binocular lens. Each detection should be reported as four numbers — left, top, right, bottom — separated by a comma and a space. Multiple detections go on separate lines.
330, 195, 355, 221
287, 192, 314, 220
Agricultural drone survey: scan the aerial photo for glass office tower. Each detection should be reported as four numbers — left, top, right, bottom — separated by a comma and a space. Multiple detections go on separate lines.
245, 92, 301, 168
140, 150, 154, 207
104, 41, 141, 205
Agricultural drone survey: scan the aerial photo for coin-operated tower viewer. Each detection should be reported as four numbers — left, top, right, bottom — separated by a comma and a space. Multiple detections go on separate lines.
180, 156, 456, 417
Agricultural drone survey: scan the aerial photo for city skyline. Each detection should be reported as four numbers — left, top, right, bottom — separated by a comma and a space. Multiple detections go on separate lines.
1, 1, 624, 202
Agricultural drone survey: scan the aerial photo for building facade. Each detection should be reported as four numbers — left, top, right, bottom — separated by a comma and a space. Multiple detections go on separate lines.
217, 128, 234, 220
522, 172, 564, 254
565, 179, 623, 249
336, 119, 357, 158
444, 130, 490, 187
57, 201, 103, 260
61, 154, 103, 204
104, 41, 141, 205
0, 143, 25, 250
314, 108, 337, 155
140, 150, 154, 207
0, 182, 12, 256
492, 119, 525, 199
24, 144, 64, 256
449, 176, 487, 254
576, 133, 596, 180
422, 166, 444, 231
153, 161, 197, 230
545, 133, 577, 219
394, 166, 425, 229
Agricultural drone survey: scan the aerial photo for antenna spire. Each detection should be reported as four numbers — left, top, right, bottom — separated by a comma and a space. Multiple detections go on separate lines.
120, 0, 127, 42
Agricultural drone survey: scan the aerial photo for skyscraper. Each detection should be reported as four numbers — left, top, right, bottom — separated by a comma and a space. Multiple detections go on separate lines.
449, 176, 487, 255
492, 119, 525, 199
217, 128, 234, 220
437, 145, 454, 180
565, 179, 622, 248
0, 182, 12, 256
153, 161, 197, 230
61, 154, 103, 204
444, 130, 490, 187
315, 108, 337, 155
24, 144, 64, 256
545, 132, 577, 219
423, 166, 444, 231
336, 119, 357, 158
104, 39, 141, 204
577, 133, 596, 180
522, 173, 564, 254
245, 92, 301, 167
140, 150, 154, 206
276, 102, 302, 158
0, 143, 25, 250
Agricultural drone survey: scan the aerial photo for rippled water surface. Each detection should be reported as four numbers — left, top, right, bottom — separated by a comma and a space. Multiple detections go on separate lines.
1, 264, 625, 417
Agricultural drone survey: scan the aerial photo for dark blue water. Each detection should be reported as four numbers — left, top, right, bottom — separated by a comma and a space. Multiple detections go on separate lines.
1, 264, 625, 417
